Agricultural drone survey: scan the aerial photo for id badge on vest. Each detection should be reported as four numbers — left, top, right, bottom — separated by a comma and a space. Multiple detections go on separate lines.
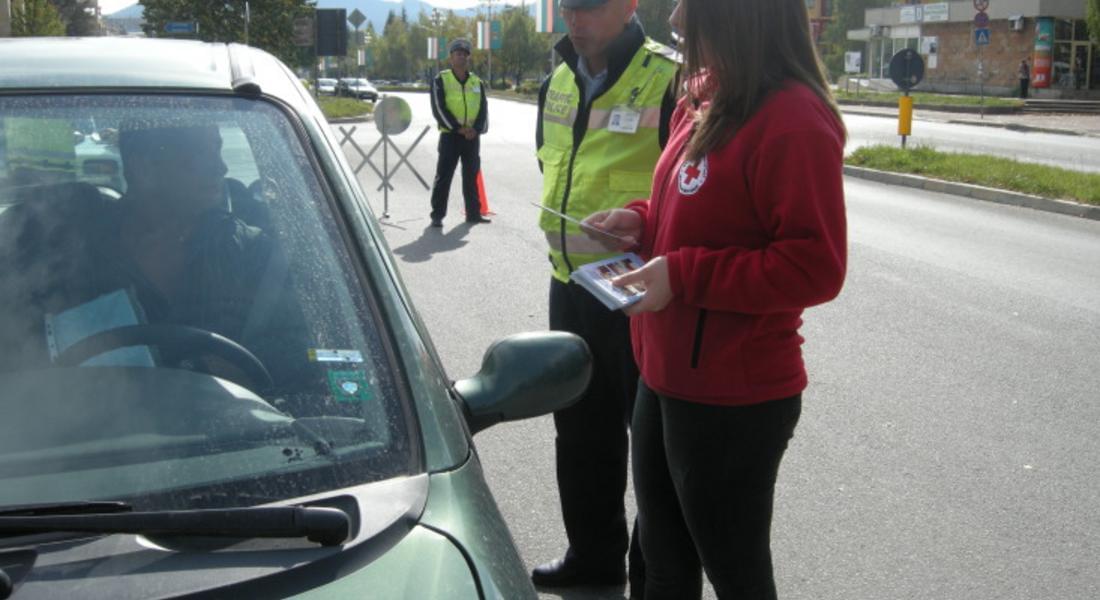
608, 105, 641, 134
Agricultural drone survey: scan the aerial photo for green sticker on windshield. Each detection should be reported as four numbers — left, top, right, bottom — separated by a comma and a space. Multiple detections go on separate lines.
327, 370, 372, 403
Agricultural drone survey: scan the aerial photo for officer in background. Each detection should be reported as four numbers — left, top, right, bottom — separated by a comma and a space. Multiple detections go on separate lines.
428, 38, 490, 228
533, 0, 677, 592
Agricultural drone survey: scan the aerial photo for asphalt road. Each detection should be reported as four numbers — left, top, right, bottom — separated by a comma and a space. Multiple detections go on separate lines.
338, 93, 1100, 600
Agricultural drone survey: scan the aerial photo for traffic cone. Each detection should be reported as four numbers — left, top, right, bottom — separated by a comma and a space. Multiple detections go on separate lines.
477, 170, 495, 216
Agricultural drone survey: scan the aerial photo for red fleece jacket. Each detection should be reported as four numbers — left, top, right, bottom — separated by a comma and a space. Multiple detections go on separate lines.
627, 81, 847, 406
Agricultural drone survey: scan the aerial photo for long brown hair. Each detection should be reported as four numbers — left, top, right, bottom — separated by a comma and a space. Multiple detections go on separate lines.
680, 0, 845, 161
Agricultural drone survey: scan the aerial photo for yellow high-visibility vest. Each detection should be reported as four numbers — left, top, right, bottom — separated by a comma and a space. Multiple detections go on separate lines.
539, 39, 677, 282
439, 69, 483, 132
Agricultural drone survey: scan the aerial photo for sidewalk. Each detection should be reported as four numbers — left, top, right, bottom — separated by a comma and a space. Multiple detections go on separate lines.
839, 103, 1100, 137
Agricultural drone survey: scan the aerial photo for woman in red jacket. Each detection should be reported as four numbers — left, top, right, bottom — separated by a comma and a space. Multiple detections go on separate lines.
584, 0, 847, 597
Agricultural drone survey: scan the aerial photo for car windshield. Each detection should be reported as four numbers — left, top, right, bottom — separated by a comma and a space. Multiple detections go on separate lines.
0, 94, 416, 513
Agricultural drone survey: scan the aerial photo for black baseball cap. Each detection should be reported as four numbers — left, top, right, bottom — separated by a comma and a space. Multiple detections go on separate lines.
449, 38, 472, 54
560, 0, 610, 7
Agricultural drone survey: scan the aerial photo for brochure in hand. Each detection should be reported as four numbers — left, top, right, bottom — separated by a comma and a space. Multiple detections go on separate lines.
569, 253, 647, 311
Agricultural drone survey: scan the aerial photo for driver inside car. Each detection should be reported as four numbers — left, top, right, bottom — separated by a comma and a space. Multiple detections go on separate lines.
0, 120, 310, 394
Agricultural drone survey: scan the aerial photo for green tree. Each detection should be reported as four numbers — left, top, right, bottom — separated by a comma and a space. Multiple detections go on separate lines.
820, 0, 893, 79
635, 0, 673, 46
139, 0, 316, 68
497, 5, 544, 86
1087, 0, 1100, 45
49, 0, 99, 36
12, 0, 67, 36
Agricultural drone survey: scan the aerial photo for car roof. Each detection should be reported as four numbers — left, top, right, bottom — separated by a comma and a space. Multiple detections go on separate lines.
0, 37, 307, 103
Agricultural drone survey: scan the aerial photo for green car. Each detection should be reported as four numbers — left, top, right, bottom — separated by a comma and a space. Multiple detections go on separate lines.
0, 37, 590, 599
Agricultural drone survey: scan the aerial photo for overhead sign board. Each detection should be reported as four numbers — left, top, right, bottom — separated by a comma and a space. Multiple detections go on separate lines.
923, 3, 950, 23
164, 21, 198, 34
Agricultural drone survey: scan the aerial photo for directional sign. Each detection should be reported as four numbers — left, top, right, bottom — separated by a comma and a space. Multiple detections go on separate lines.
974, 28, 991, 46
164, 21, 198, 34
973, 0, 989, 11
888, 48, 925, 91
973, 11, 989, 28
348, 9, 366, 30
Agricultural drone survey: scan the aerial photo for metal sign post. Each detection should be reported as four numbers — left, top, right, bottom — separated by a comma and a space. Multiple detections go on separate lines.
337, 97, 430, 219
889, 49, 925, 149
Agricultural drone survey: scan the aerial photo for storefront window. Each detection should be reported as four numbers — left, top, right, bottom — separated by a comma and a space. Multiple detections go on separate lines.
1053, 42, 1073, 87
1073, 19, 1089, 42
1054, 19, 1073, 41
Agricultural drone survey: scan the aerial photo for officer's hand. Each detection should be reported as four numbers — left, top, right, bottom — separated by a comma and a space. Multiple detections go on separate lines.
582, 209, 642, 250
613, 256, 672, 316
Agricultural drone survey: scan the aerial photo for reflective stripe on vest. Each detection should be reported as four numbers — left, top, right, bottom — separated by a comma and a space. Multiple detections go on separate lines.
439, 70, 483, 132
539, 39, 677, 282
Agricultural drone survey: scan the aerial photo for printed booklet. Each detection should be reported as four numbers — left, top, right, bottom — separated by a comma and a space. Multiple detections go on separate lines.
569, 253, 647, 311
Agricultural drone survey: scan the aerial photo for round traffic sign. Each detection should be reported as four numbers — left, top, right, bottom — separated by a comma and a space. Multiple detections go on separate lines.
973, 0, 989, 12
374, 96, 411, 136
888, 48, 925, 92
973, 11, 990, 28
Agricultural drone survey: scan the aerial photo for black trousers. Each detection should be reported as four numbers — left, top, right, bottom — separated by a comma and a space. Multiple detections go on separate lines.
429, 132, 480, 222
548, 278, 643, 584
632, 381, 801, 600
1020, 78, 1030, 99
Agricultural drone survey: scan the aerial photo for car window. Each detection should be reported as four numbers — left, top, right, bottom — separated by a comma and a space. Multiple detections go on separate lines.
0, 94, 417, 512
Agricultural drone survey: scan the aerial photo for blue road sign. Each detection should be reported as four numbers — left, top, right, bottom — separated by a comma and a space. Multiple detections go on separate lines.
974, 28, 991, 46
164, 21, 198, 34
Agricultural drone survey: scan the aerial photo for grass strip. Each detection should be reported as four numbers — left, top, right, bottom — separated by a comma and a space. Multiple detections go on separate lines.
835, 89, 1023, 109
318, 97, 374, 120
846, 145, 1100, 206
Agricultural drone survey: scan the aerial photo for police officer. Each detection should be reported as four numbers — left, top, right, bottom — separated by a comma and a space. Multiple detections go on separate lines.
533, 0, 677, 591
429, 38, 489, 228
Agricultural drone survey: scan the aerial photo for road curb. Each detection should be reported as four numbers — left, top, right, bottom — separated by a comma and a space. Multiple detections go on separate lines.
839, 107, 1097, 138
843, 165, 1100, 221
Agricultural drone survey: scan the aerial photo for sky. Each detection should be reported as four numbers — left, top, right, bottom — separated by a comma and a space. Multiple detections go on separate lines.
97, 0, 515, 15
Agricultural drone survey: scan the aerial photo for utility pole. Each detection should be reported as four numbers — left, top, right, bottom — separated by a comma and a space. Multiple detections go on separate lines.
244, 1, 250, 46
431, 8, 442, 78
481, 0, 497, 88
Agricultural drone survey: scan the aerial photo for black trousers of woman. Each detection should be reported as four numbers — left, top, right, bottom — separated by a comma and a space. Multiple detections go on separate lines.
632, 381, 801, 600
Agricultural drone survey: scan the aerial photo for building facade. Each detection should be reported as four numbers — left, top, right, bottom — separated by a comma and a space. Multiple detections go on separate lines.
848, 1, 1097, 96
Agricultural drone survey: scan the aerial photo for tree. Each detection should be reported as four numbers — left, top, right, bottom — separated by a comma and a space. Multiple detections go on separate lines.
820, 0, 893, 79
49, 0, 99, 36
12, 0, 67, 36
1087, 0, 1100, 46
139, 0, 316, 68
635, 0, 673, 46
497, 5, 544, 87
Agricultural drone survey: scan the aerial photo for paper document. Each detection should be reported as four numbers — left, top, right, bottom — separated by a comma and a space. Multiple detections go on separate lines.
530, 202, 634, 244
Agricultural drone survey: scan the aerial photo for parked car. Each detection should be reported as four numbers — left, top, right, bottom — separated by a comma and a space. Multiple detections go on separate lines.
337, 77, 379, 101
0, 37, 590, 599
316, 77, 337, 95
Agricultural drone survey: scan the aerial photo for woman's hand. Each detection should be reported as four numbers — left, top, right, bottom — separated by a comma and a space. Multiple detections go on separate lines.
613, 256, 673, 316
582, 208, 642, 251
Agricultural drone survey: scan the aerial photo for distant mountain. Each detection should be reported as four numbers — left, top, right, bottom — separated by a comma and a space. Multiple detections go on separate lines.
104, 4, 143, 19
102, 1, 531, 35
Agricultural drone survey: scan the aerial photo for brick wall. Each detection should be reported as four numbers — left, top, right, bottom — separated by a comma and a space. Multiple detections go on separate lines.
920, 21, 1034, 94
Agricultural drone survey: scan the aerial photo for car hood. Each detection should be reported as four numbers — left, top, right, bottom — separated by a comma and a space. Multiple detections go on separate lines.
2, 475, 439, 599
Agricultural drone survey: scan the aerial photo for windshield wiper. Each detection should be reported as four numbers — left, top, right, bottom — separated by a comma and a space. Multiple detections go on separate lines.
0, 505, 349, 546
0, 501, 131, 517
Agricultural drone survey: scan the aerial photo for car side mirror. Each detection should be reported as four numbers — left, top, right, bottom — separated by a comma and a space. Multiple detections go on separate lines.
455, 332, 592, 435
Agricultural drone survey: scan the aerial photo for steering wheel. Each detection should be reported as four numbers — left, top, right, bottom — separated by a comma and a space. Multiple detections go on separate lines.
54, 324, 274, 391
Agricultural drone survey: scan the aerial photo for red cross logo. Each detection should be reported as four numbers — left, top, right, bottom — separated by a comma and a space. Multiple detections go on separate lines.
678, 157, 708, 196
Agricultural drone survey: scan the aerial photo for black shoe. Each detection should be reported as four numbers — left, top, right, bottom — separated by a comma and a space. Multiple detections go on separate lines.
531, 556, 626, 588
465, 216, 491, 224
429, 219, 443, 228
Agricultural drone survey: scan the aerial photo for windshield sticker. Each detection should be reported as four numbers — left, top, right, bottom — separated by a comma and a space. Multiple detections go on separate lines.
309, 348, 364, 363
327, 370, 372, 403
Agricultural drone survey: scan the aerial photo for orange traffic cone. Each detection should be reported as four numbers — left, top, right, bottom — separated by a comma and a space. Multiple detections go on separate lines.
477, 170, 495, 216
